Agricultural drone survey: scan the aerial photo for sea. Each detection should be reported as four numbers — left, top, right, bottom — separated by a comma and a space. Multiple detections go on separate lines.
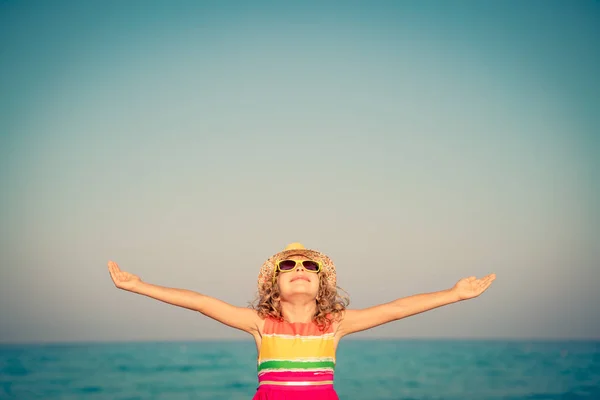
1, 340, 598, 400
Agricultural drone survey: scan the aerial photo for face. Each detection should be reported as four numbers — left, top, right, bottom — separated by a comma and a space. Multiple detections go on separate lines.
276, 255, 320, 300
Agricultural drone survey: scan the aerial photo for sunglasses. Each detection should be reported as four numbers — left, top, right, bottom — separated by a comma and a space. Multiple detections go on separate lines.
276, 259, 322, 273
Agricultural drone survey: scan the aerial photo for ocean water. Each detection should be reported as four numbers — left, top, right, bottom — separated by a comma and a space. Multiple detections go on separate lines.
1, 340, 598, 400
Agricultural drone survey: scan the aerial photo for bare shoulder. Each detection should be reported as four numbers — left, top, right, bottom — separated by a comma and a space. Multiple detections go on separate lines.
241, 307, 264, 333
202, 302, 263, 335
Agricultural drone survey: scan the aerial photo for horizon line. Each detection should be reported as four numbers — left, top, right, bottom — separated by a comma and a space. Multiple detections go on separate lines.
1, 337, 598, 346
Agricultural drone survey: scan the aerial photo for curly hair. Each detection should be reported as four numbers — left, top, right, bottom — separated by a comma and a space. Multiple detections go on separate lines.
251, 271, 350, 332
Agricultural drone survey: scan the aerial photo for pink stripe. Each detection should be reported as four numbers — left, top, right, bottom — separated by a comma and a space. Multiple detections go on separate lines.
255, 384, 335, 392
258, 371, 334, 382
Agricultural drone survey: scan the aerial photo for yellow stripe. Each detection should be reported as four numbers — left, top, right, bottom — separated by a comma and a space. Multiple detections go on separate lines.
259, 335, 335, 360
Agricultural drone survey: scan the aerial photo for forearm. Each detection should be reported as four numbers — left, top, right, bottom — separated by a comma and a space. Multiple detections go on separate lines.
128, 281, 210, 312
122, 280, 259, 333
388, 288, 461, 319
339, 288, 462, 336
340, 276, 494, 336
108, 260, 260, 333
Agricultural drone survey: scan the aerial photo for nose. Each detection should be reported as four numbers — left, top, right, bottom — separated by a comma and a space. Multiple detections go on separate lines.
295, 262, 310, 272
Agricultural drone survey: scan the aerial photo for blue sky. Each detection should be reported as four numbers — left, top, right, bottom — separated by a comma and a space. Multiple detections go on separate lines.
1, 0, 598, 342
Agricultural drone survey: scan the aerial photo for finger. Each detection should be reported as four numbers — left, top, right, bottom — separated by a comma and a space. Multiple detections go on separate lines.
480, 280, 493, 292
115, 264, 124, 276
109, 269, 120, 284
476, 279, 490, 290
108, 262, 123, 282
467, 276, 476, 282
109, 262, 120, 277
108, 262, 116, 276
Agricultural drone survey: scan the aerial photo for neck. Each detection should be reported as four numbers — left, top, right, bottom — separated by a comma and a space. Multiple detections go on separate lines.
280, 298, 317, 323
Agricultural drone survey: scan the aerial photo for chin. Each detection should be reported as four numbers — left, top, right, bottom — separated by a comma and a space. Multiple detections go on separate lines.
280, 285, 318, 298
278, 278, 318, 295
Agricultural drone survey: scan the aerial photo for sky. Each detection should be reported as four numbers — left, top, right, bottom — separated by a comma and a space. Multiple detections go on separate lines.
0, 0, 598, 343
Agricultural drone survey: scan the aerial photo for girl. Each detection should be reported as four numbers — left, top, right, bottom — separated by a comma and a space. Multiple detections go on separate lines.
107, 242, 496, 400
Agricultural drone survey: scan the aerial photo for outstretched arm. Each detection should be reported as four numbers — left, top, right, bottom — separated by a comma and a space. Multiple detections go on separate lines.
337, 274, 496, 337
107, 260, 260, 335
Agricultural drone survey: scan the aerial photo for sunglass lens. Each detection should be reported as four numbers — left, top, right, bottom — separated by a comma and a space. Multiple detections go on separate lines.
278, 260, 296, 271
302, 261, 320, 271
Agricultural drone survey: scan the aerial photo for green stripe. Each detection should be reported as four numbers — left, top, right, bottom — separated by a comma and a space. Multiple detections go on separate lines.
258, 360, 335, 372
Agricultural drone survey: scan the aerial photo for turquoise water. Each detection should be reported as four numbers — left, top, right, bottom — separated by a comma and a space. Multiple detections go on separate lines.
1, 340, 598, 399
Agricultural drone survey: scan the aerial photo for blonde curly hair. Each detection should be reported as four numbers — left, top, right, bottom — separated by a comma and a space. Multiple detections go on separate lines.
251, 270, 350, 332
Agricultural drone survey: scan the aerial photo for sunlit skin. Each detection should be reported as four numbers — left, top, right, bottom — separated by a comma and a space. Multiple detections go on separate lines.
107, 255, 496, 352
275, 254, 320, 324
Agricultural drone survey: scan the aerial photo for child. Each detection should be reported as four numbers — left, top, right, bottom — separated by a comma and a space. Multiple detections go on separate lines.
107, 242, 496, 400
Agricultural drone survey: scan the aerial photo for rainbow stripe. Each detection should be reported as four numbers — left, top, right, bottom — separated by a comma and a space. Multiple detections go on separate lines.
257, 318, 335, 387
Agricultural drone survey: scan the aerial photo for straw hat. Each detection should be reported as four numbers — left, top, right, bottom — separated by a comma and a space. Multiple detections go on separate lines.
257, 243, 337, 292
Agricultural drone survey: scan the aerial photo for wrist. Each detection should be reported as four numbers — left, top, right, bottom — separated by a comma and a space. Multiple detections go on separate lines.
125, 279, 145, 293
447, 288, 462, 303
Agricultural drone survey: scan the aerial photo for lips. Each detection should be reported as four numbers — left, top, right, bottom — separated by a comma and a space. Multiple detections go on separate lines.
291, 276, 310, 282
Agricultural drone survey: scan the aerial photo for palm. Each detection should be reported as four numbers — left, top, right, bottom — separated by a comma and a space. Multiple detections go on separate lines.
108, 260, 141, 290
453, 274, 496, 300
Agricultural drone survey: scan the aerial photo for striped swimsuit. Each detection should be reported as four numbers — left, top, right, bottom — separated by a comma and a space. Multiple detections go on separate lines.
252, 317, 339, 400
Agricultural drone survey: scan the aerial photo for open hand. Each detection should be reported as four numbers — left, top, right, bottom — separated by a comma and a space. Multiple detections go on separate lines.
452, 273, 496, 300
108, 260, 142, 291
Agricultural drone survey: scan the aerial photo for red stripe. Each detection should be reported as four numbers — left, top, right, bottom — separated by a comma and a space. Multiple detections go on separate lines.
264, 318, 334, 335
